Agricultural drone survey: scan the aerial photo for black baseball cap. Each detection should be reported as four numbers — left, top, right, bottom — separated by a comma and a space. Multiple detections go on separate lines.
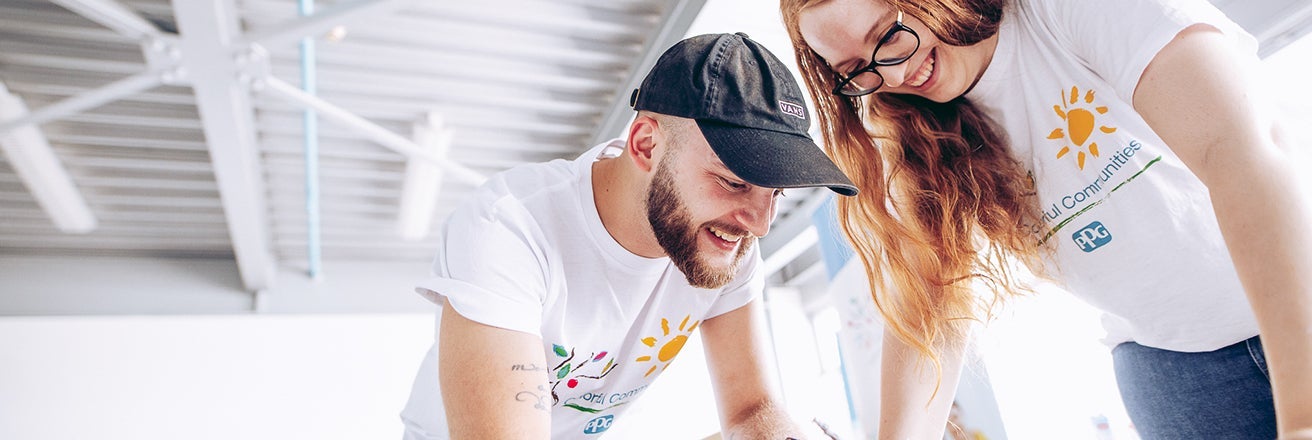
630, 32, 858, 197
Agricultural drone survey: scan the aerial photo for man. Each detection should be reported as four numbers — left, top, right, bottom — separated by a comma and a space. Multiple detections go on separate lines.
400, 32, 858, 439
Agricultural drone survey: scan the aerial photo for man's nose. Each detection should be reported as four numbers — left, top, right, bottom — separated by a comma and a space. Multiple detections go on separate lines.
735, 188, 777, 239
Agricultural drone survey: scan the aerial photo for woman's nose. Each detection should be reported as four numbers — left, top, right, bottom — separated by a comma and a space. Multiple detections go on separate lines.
878, 62, 913, 89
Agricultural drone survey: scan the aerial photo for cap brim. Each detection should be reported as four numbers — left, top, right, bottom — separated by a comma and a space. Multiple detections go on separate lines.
696, 120, 858, 197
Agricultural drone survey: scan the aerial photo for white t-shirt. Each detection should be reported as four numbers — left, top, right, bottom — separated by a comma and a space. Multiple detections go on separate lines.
965, 0, 1261, 351
400, 140, 761, 439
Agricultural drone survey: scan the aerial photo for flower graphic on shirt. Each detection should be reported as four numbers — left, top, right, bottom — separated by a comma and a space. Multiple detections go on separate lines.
548, 344, 617, 407
1047, 85, 1118, 170
634, 314, 699, 377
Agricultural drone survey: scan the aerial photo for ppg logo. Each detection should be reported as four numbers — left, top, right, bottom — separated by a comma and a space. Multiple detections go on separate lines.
1072, 221, 1112, 252
583, 415, 614, 435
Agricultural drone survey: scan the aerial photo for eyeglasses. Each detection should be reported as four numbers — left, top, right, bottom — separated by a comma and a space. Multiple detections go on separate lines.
831, 10, 921, 97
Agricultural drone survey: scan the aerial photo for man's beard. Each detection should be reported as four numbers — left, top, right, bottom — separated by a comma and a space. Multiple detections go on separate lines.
645, 157, 753, 289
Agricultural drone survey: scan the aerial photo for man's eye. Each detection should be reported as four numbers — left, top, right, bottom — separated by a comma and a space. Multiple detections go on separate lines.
720, 178, 748, 191
773, 189, 787, 198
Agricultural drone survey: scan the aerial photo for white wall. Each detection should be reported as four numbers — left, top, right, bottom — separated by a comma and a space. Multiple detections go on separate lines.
0, 255, 251, 315
0, 313, 434, 440
0, 312, 729, 440
0, 255, 435, 315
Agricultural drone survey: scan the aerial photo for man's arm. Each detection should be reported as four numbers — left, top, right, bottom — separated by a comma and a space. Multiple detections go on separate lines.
700, 299, 808, 439
1133, 25, 1312, 435
438, 297, 551, 439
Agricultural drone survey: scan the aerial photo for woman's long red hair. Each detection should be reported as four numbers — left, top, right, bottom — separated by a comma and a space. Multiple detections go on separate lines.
781, 0, 1045, 388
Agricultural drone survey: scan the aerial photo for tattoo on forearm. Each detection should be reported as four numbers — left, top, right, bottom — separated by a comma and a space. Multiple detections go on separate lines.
515, 384, 550, 412
510, 363, 550, 411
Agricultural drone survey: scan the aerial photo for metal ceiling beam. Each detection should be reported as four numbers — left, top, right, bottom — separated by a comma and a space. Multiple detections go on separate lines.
49, 0, 165, 41
259, 77, 485, 185
0, 83, 97, 233
761, 190, 830, 257
1211, 0, 1312, 57
763, 226, 817, 276
0, 0, 171, 238
783, 258, 827, 289
172, 0, 275, 292
588, 0, 708, 145
0, 71, 162, 136
241, 0, 416, 51
760, 190, 831, 278
398, 113, 452, 241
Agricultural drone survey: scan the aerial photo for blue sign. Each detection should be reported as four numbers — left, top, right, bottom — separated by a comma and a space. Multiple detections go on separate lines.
1072, 221, 1112, 252
583, 414, 614, 435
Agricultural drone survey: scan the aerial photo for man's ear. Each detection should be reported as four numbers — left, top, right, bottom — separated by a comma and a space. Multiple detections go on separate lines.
626, 114, 659, 173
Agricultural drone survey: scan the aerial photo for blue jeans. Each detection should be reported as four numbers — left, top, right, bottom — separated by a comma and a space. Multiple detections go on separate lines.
1112, 336, 1276, 440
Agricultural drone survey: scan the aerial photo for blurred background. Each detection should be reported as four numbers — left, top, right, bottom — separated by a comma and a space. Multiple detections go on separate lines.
1, 0, 1309, 438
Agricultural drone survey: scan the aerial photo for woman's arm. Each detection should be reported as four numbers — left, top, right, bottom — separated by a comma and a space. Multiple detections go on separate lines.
877, 330, 966, 439
1133, 24, 1312, 435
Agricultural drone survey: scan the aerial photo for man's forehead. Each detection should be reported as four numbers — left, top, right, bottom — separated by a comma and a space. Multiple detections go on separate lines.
702, 150, 769, 188
701, 148, 737, 177
682, 124, 752, 183
707, 154, 730, 172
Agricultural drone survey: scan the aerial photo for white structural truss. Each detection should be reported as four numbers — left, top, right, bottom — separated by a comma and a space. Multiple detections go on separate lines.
0, 0, 1306, 314
0, 0, 711, 306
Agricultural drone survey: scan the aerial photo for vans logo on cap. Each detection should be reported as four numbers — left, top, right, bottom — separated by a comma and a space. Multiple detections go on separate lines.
779, 100, 805, 119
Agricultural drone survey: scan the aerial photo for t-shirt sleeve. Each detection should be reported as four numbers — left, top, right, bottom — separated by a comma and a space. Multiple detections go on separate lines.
1030, 0, 1257, 103
703, 248, 765, 319
416, 198, 548, 336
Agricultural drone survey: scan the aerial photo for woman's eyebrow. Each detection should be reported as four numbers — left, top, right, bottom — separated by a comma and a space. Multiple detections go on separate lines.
838, 9, 896, 73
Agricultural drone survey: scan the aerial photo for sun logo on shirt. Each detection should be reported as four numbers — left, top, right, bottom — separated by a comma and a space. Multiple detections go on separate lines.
1047, 85, 1117, 170
634, 315, 699, 378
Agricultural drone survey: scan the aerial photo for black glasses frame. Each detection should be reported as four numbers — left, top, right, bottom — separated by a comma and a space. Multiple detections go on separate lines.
830, 10, 921, 97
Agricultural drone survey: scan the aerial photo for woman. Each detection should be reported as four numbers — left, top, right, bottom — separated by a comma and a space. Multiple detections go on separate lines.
779, 0, 1312, 438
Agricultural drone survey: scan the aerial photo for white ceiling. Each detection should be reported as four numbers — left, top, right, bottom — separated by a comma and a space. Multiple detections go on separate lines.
0, 0, 1307, 315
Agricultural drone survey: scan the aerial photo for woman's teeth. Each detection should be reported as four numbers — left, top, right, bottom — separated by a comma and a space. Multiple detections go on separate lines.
907, 55, 934, 88
709, 226, 743, 243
